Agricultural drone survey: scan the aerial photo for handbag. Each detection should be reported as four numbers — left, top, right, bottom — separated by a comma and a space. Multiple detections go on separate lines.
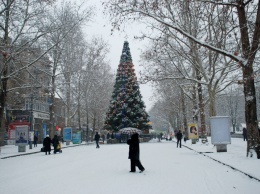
57, 143, 61, 150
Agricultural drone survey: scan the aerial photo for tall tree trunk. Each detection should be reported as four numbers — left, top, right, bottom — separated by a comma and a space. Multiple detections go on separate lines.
0, 54, 8, 145
49, 75, 55, 138
77, 98, 81, 132
192, 85, 197, 117
92, 113, 96, 142
243, 66, 259, 158
197, 80, 206, 138
86, 110, 89, 143
237, 1, 260, 158
0, 77, 7, 146
85, 92, 89, 143
207, 87, 216, 136
0, 1, 11, 146
181, 88, 188, 137
66, 86, 71, 126
78, 78, 82, 132
208, 88, 216, 117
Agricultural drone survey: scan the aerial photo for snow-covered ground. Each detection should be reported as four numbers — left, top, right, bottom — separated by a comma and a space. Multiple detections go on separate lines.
0, 138, 260, 194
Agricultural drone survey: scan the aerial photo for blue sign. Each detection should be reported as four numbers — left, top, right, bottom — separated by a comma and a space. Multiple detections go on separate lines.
72, 131, 81, 144
63, 127, 72, 141
42, 123, 47, 138
15, 125, 29, 145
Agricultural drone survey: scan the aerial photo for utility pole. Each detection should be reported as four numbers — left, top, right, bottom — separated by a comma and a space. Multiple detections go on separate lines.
29, 93, 33, 149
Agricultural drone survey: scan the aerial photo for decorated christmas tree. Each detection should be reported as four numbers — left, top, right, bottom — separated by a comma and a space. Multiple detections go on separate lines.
104, 41, 151, 133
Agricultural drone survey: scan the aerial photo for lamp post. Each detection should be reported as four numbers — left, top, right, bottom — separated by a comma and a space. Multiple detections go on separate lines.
29, 86, 41, 149
29, 93, 33, 149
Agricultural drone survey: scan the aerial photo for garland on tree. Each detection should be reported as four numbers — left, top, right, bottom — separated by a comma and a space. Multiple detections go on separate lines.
104, 41, 152, 133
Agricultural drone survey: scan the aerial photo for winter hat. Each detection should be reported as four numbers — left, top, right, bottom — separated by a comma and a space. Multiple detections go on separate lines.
46, 135, 49, 137
131, 133, 139, 141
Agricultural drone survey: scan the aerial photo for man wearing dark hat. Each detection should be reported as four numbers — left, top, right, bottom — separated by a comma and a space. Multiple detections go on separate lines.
43, 134, 52, 155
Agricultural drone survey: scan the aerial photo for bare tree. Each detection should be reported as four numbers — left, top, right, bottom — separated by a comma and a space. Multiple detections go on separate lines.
104, 0, 260, 158
216, 86, 244, 133
151, 80, 185, 132
80, 37, 114, 141
42, 0, 93, 137
139, 1, 239, 137
0, 0, 59, 145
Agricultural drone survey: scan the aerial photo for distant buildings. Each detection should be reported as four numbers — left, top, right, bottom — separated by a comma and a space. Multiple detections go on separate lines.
5, 45, 65, 143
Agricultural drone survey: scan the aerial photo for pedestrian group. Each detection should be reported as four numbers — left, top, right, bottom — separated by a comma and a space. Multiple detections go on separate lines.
43, 134, 62, 155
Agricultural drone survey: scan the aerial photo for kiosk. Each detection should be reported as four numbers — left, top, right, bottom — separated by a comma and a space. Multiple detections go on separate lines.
210, 116, 231, 152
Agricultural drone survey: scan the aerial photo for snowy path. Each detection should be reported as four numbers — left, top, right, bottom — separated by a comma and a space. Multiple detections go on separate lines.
183, 143, 260, 182
1, 140, 260, 194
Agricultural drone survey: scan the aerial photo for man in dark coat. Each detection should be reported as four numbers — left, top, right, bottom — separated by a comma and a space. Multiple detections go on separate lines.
176, 130, 183, 148
52, 135, 59, 154
127, 133, 145, 173
43, 135, 52, 155
33, 135, 38, 147
243, 127, 247, 141
94, 132, 100, 148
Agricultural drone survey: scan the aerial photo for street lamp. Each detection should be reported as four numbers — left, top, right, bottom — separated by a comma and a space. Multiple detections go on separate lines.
29, 86, 41, 149
29, 93, 35, 149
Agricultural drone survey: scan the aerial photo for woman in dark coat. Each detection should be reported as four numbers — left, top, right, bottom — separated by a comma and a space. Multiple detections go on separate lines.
127, 133, 145, 173
52, 135, 59, 153
43, 135, 52, 155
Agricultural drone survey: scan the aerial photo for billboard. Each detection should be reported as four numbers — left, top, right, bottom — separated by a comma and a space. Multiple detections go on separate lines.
15, 125, 29, 145
42, 123, 47, 138
72, 131, 81, 144
29, 131, 34, 141
9, 122, 30, 140
63, 127, 72, 141
188, 123, 199, 139
210, 116, 231, 145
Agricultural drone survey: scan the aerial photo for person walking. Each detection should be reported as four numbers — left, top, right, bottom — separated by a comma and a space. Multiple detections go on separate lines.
183, 132, 187, 144
107, 132, 110, 140
176, 130, 183, 148
52, 135, 59, 154
94, 132, 100, 148
33, 135, 38, 147
43, 135, 52, 155
127, 133, 145, 173
101, 134, 105, 143
243, 127, 247, 141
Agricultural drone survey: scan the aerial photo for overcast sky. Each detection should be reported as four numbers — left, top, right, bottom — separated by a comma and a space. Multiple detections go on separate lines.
83, 0, 155, 111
